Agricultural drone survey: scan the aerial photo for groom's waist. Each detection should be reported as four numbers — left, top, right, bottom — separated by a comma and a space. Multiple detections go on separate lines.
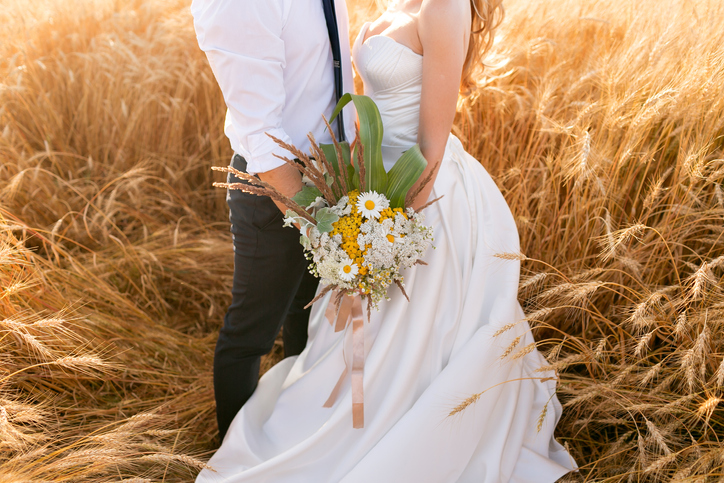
231, 153, 249, 174
224, 108, 338, 174
230, 153, 306, 175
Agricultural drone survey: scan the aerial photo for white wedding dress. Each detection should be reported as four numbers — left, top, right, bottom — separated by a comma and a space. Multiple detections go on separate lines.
196, 23, 576, 483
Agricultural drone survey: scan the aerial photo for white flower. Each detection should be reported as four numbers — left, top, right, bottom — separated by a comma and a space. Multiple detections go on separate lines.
330, 196, 351, 216
309, 196, 327, 210
357, 191, 388, 219
338, 257, 359, 281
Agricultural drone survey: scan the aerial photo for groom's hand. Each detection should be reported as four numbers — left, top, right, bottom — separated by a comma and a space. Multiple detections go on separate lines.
258, 164, 304, 215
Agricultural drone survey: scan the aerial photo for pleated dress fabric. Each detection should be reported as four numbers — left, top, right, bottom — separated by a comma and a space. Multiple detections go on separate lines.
195, 22, 576, 483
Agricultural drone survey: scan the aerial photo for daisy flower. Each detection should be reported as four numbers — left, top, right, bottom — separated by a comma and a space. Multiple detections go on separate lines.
356, 191, 388, 220
338, 257, 359, 281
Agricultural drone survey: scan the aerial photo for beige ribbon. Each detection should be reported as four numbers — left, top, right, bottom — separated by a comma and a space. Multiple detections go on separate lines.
323, 292, 365, 429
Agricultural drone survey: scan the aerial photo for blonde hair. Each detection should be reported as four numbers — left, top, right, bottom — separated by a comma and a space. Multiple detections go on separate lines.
462, 0, 505, 93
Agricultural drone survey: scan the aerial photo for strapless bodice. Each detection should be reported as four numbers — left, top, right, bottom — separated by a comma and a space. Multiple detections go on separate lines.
352, 22, 423, 167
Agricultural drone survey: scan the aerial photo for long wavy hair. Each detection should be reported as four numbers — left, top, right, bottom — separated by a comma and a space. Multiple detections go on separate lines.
462, 0, 505, 93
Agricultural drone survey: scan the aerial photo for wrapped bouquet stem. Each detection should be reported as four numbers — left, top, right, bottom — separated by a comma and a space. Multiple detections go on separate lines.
213, 94, 437, 427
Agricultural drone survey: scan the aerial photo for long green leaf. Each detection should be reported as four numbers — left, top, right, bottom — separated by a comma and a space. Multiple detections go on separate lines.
330, 93, 387, 194
385, 145, 427, 209
319, 141, 350, 179
347, 163, 359, 191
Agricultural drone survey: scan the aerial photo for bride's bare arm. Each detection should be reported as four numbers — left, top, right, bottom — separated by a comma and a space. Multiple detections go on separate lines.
410, 0, 470, 210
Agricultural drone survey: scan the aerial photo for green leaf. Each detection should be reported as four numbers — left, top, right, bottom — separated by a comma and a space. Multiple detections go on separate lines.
385, 144, 428, 209
330, 93, 387, 194
314, 207, 339, 233
292, 186, 323, 208
319, 141, 350, 179
347, 163, 359, 191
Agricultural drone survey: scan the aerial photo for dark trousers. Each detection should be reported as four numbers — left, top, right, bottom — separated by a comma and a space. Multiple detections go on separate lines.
214, 154, 319, 442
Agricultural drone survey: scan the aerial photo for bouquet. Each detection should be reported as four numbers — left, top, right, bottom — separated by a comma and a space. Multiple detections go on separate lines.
214, 94, 436, 311
213, 94, 438, 428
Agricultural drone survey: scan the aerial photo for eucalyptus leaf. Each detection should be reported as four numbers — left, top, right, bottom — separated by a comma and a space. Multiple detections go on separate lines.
314, 207, 339, 233
300, 234, 311, 250
385, 144, 427, 209
292, 186, 323, 208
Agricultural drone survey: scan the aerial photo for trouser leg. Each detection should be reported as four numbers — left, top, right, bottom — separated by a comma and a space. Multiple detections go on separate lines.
213, 154, 319, 442
282, 263, 319, 357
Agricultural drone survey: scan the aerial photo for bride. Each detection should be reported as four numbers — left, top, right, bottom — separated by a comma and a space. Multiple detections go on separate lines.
196, 0, 576, 481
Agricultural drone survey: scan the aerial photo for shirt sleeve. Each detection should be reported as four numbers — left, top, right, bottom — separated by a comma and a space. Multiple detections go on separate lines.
190, 0, 293, 174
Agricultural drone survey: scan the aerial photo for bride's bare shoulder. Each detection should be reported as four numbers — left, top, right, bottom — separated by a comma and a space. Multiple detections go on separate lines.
418, 0, 470, 49
419, 0, 468, 14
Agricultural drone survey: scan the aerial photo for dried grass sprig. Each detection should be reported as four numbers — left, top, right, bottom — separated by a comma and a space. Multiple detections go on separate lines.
320, 116, 351, 196
494, 252, 529, 261
263, 133, 337, 205
139, 453, 216, 471
511, 342, 536, 360
394, 280, 410, 302
448, 393, 481, 417
266, 134, 339, 206
212, 166, 316, 225
405, 160, 441, 208
308, 133, 343, 200
303, 284, 336, 310
492, 321, 520, 337
500, 335, 522, 359
54, 355, 107, 371
536, 401, 549, 432
416, 195, 444, 212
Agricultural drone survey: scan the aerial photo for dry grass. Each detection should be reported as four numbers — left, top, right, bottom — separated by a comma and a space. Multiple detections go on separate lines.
457, 1, 724, 480
1, 0, 723, 480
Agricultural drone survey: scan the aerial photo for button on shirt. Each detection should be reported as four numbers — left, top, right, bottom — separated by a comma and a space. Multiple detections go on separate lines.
190, 0, 356, 174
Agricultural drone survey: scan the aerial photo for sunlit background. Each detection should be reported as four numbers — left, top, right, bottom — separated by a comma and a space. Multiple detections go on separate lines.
1, 0, 724, 480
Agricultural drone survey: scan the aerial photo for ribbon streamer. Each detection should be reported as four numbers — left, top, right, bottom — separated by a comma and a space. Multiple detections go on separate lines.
323, 292, 366, 428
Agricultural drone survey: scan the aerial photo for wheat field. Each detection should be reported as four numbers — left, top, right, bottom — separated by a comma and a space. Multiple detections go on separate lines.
1, 0, 723, 481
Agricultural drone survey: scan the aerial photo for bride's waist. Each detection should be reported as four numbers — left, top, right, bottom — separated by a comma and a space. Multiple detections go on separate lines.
379, 115, 419, 156
381, 134, 460, 170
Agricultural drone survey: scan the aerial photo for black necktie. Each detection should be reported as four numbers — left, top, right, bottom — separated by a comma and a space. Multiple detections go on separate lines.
321, 0, 346, 141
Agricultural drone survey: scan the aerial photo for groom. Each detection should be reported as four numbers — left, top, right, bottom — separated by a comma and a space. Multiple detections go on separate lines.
190, 0, 355, 441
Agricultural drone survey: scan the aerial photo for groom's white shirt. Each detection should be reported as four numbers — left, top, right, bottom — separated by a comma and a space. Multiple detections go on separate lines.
190, 0, 355, 174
